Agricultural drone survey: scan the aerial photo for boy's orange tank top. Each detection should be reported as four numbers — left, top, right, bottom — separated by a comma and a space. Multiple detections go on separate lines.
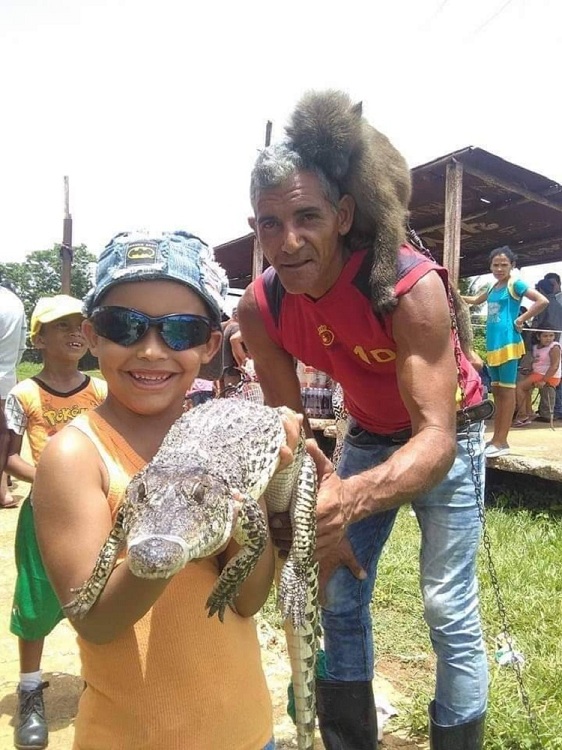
69, 411, 273, 750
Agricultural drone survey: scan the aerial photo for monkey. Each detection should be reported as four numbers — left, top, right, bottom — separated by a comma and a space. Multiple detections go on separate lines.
286, 90, 476, 361
285, 89, 412, 315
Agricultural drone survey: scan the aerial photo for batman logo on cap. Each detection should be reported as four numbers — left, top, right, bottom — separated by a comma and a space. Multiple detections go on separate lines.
126, 242, 158, 265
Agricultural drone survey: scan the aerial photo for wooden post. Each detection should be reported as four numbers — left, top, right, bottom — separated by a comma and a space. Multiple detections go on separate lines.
443, 160, 463, 285
251, 121, 273, 281
60, 176, 73, 294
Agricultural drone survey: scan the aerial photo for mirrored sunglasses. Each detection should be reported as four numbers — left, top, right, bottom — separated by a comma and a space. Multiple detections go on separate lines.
90, 306, 213, 351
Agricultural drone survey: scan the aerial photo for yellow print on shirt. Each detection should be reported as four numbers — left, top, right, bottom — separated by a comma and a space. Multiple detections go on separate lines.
43, 405, 93, 428
354, 345, 397, 364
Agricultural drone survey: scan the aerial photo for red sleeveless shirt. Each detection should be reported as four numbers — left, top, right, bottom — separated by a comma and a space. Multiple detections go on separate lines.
254, 245, 482, 435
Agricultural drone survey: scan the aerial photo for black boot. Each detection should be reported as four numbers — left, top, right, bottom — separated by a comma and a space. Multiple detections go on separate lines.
316, 679, 378, 749
429, 701, 485, 750
14, 681, 49, 750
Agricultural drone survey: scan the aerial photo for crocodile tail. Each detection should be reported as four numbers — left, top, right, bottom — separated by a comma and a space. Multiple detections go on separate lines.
285, 89, 363, 182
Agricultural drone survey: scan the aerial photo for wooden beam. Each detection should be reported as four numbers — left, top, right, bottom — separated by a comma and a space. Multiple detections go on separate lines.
442, 160, 463, 285
462, 164, 562, 215
416, 193, 538, 236
252, 238, 263, 280
61, 176, 72, 295
250, 122, 272, 280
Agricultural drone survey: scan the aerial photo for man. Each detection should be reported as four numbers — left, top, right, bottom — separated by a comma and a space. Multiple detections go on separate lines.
0, 280, 27, 508
544, 271, 562, 304
239, 136, 488, 748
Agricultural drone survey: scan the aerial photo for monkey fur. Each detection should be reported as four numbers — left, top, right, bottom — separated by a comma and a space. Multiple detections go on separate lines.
286, 89, 412, 315
285, 90, 475, 359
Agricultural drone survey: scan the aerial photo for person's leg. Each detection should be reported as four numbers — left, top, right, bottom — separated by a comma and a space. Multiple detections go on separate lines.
514, 374, 539, 423
11, 497, 63, 750
514, 377, 532, 420
413, 424, 487, 747
318, 429, 400, 749
538, 384, 556, 420
488, 360, 518, 452
554, 382, 562, 417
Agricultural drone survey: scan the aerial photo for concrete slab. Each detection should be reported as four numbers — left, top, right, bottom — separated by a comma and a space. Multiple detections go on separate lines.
484, 420, 562, 482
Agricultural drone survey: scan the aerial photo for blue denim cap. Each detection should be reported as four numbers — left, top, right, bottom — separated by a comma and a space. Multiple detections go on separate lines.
84, 230, 228, 379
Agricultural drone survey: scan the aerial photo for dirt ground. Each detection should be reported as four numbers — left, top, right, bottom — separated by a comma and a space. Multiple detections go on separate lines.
0, 479, 424, 750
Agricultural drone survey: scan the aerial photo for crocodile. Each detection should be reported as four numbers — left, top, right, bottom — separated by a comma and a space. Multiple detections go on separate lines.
64, 398, 319, 750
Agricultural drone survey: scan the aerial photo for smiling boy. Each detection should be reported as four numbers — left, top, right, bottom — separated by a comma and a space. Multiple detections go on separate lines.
32, 231, 299, 750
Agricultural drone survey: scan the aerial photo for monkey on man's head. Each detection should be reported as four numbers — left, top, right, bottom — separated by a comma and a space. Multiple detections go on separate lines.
285, 89, 412, 315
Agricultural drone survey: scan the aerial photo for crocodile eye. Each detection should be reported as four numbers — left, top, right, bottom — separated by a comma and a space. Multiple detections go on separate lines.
192, 482, 206, 504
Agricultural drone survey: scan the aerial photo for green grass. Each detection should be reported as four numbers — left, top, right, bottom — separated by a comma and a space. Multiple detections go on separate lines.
264, 490, 562, 748
373, 497, 562, 749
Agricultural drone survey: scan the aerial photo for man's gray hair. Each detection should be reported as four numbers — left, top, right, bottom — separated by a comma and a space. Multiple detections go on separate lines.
250, 142, 340, 210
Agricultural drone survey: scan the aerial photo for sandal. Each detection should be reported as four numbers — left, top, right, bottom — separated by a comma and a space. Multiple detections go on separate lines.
0, 497, 19, 509
512, 417, 531, 427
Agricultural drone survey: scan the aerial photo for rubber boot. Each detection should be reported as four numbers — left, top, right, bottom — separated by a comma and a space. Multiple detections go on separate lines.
429, 701, 485, 750
316, 679, 378, 749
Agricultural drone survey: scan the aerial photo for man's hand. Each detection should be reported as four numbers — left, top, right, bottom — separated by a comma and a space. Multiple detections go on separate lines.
305, 438, 334, 482
315, 472, 357, 557
318, 537, 366, 606
230, 330, 248, 368
277, 410, 303, 473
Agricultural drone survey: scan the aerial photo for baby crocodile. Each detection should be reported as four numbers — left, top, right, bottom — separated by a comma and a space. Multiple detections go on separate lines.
65, 398, 319, 750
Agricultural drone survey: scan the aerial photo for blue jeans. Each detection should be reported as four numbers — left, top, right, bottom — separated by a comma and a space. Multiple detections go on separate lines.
322, 423, 488, 726
262, 740, 275, 750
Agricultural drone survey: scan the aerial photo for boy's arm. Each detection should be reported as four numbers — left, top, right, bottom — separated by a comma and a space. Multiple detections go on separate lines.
5, 433, 35, 483
33, 428, 172, 645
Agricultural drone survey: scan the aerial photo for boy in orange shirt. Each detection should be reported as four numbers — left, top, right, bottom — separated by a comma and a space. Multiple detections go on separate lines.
33, 231, 299, 749
4, 295, 107, 749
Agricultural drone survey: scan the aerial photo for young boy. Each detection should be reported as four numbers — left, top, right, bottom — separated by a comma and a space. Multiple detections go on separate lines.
4, 294, 107, 750
32, 231, 299, 750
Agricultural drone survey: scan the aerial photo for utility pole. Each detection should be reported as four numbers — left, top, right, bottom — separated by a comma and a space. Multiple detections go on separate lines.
61, 176, 73, 294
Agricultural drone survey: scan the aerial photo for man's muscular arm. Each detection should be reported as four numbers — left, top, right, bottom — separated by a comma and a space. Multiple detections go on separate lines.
238, 283, 333, 478
315, 271, 458, 555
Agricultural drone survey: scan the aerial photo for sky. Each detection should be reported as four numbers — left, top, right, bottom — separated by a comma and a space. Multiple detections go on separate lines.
1, 0, 561, 287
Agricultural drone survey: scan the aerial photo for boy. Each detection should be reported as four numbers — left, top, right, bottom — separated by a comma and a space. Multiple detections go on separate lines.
33, 231, 299, 749
4, 294, 107, 749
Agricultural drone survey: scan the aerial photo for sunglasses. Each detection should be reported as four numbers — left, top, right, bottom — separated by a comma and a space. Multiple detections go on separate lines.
90, 306, 214, 351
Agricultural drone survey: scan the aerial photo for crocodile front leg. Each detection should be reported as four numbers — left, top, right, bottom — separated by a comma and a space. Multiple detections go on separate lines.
63, 504, 128, 619
205, 495, 268, 622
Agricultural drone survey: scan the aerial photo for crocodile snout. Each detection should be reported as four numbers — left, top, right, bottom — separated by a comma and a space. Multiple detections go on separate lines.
127, 535, 189, 579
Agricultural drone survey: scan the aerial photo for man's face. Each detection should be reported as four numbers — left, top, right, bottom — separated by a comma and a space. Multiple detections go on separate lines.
250, 171, 354, 298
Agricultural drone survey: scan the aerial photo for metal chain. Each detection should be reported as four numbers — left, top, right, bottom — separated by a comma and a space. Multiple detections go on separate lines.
406, 228, 542, 741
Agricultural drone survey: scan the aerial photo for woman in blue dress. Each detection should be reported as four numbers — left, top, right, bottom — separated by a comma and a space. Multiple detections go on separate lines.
463, 246, 548, 457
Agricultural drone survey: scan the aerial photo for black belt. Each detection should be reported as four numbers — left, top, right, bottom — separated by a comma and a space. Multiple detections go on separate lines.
349, 399, 495, 445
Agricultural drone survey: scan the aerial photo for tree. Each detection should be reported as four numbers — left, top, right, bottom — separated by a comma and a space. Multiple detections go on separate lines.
0, 244, 96, 320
